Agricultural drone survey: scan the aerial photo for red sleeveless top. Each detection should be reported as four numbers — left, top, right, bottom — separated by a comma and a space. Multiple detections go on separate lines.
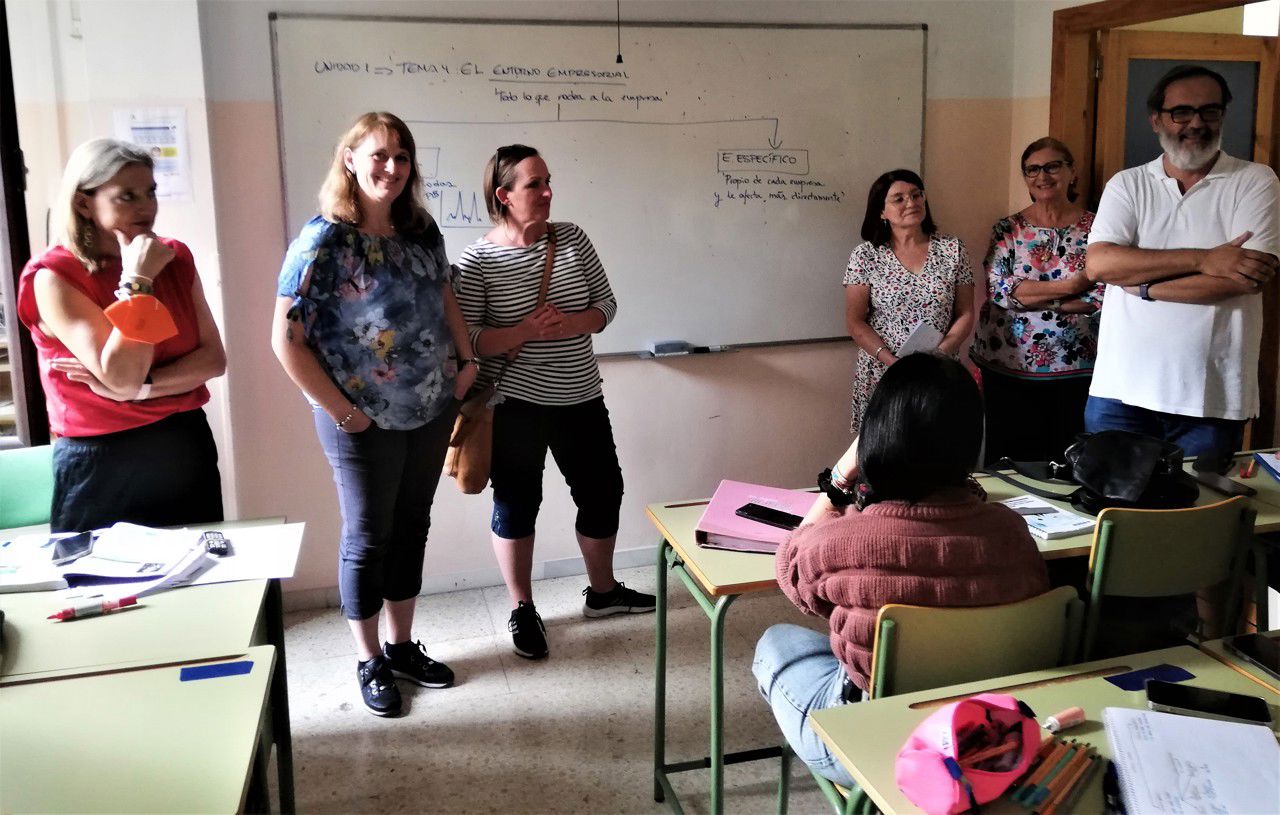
17, 240, 210, 437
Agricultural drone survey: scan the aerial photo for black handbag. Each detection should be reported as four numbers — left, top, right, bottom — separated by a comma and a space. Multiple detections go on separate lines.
987, 430, 1199, 515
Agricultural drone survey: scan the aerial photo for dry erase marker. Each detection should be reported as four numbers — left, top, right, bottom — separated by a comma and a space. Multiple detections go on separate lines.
48, 595, 139, 622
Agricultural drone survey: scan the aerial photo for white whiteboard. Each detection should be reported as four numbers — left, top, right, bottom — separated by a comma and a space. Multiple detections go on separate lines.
270, 15, 926, 354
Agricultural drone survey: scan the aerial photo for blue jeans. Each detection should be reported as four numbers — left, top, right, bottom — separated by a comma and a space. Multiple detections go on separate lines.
752, 624, 857, 787
313, 403, 457, 621
1084, 396, 1244, 461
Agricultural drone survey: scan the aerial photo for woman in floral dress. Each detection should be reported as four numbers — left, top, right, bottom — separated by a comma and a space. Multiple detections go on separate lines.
843, 169, 975, 434
272, 112, 477, 717
971, 137, 1101, 463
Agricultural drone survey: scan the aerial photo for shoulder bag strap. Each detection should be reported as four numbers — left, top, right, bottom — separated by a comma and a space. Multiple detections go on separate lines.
982, 466, 1079, 503
492, 224, 558, 388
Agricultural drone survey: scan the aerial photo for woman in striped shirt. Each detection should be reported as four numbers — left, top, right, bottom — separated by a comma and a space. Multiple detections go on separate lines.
455, 144, 654, 660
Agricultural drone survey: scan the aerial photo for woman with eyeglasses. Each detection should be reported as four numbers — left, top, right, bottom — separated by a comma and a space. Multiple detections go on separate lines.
843, 169, 975, 434
453, 144, 654, 662
273, 112, 476, 717
971, 137, 1103, 463
17, 138, 226, 533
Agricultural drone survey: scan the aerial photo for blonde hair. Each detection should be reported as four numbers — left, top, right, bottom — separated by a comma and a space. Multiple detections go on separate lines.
54, 138, 153, 270
319, 112, 431, 234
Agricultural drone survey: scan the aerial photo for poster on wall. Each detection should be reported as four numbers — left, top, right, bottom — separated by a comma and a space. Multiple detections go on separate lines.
112, 107, 192, 202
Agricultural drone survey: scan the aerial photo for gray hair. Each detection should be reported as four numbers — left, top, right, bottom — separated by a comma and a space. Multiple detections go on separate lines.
54, 138, 154, 269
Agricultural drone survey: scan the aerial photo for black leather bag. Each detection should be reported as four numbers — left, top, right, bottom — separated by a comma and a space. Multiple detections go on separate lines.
988, 430, 1199, 515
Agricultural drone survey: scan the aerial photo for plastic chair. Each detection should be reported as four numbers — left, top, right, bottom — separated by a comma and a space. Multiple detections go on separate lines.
1080, 496, 1255, 661
0, 444, 55, 528
800, 586, 1083, 815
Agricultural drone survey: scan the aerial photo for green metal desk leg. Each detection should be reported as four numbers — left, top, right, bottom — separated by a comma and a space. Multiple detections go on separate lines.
709, 592, 738, 815
655, 539, 670, 803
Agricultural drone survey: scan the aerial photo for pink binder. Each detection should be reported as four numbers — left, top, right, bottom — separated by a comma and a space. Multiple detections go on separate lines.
695, 480, 818, 554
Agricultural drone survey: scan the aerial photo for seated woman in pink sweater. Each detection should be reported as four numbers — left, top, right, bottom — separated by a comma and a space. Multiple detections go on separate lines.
754, 353, 1049, 786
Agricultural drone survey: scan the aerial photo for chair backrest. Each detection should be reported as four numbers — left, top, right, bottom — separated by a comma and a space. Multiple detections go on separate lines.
1081, 496, 1254, 660
1087, 497, 1252, 598
867, 586, 1083, 699
0, 444, 55, 528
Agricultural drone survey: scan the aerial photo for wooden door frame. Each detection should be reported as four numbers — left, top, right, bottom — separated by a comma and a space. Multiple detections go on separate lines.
1050, 0, 1280, 447
1096, 29, 1277, 183
1049, 0, 1266, 204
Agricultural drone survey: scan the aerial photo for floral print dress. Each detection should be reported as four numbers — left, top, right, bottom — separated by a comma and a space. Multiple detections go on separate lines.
277, 216, 456, 430
971, 212, 1102, 377
843, 234, 973, 433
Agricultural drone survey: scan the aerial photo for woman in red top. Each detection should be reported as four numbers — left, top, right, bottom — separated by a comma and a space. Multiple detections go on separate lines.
753, 353, 1048, 786
17, 139, 226, 532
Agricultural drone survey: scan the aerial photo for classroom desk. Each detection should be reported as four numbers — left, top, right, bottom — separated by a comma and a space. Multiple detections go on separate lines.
648, 498, 783, 815
0, 645, 276, 813
0, 518, 296, 813
1200, 629, 1280, 695
648, 471, 1277, 814
808, 644, 1280, 815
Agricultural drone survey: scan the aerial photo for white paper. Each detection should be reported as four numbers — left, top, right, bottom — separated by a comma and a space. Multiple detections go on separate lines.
112, 107, 192, 201
896, 322, 943, 357
1000, 496, 1094, 539
1104, 707, 1280, 815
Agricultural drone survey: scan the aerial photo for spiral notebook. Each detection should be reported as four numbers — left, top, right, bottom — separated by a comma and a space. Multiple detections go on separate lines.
1103, 707, 1280, 814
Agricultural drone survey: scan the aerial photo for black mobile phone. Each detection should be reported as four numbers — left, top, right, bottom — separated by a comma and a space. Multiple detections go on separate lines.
1226, 633, 1280, 682
1145, 678, 1273, 725
735, 502, 803, 531
50, 531, 94, 566
1191, 468, 1256, 498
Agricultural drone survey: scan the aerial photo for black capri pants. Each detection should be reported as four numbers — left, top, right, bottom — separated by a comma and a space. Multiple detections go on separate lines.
490, 396, 624, 540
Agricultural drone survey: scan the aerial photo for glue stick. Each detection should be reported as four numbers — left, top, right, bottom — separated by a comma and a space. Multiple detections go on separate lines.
1043, 706, 1086, 733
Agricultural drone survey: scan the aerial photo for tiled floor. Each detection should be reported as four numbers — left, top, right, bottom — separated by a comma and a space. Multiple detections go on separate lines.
283, 563, 834, 814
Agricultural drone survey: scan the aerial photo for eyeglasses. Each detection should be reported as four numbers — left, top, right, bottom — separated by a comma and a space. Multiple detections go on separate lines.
885, 189, 926, 207
1023, 160, 1071, 178
1159, 104, 1226, 124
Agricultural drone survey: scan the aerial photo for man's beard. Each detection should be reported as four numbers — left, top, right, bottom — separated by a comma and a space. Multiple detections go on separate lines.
1160, 128, 1222, 171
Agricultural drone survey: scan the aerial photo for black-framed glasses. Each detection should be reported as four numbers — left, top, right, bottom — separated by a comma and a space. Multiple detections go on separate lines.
1023, 160, 1071, 178
1159, 104, 1226, 124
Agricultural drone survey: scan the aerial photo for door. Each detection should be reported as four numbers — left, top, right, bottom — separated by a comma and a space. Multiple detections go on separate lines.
1095, 29, 1280, 445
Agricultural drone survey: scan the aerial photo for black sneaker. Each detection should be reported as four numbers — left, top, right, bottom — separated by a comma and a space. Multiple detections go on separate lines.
582, 581, 657, 618
356, 655, 402, 717
508, 601, 548, 659
384, 639, 455, 688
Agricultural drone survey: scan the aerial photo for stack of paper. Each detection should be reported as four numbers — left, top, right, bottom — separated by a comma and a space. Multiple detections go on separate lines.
1000, 495, 1094, 540
1104, 707, 1280, 814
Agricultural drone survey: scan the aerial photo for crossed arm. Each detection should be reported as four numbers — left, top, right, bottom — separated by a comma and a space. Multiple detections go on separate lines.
1086, 232, 1278, 305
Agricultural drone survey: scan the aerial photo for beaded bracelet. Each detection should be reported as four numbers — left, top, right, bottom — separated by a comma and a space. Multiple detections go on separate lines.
116, 277, 154, 298
335, 406, 358, 430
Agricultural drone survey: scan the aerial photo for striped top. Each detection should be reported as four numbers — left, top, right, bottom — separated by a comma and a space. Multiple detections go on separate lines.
454, 222, 617, 405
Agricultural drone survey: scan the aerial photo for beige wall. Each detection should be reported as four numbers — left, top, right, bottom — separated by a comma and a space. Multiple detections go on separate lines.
10, 0, 1084, 600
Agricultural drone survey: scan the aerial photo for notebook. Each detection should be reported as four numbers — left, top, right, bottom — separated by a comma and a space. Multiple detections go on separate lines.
1253, 451, 1280, 483
695, 480, 817, 554
1103, 707, 1280, 815
999, 495, 1093, 539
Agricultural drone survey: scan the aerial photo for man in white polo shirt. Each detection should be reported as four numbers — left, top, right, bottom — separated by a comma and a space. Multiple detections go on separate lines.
1085, 64, 1279, 460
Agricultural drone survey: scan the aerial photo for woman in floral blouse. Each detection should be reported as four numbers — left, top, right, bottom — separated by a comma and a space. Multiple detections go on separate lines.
843, 169, 975, 434
272, 112, 476, 717
971, 137, 1102, 463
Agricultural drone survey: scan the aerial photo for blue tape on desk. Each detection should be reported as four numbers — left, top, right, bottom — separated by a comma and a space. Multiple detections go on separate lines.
180, 660, 254, 681
1104, 663, 1194, 691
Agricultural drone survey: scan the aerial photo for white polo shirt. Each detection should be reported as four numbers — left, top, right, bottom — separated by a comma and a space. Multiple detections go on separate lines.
1088, 152, 1280, 421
